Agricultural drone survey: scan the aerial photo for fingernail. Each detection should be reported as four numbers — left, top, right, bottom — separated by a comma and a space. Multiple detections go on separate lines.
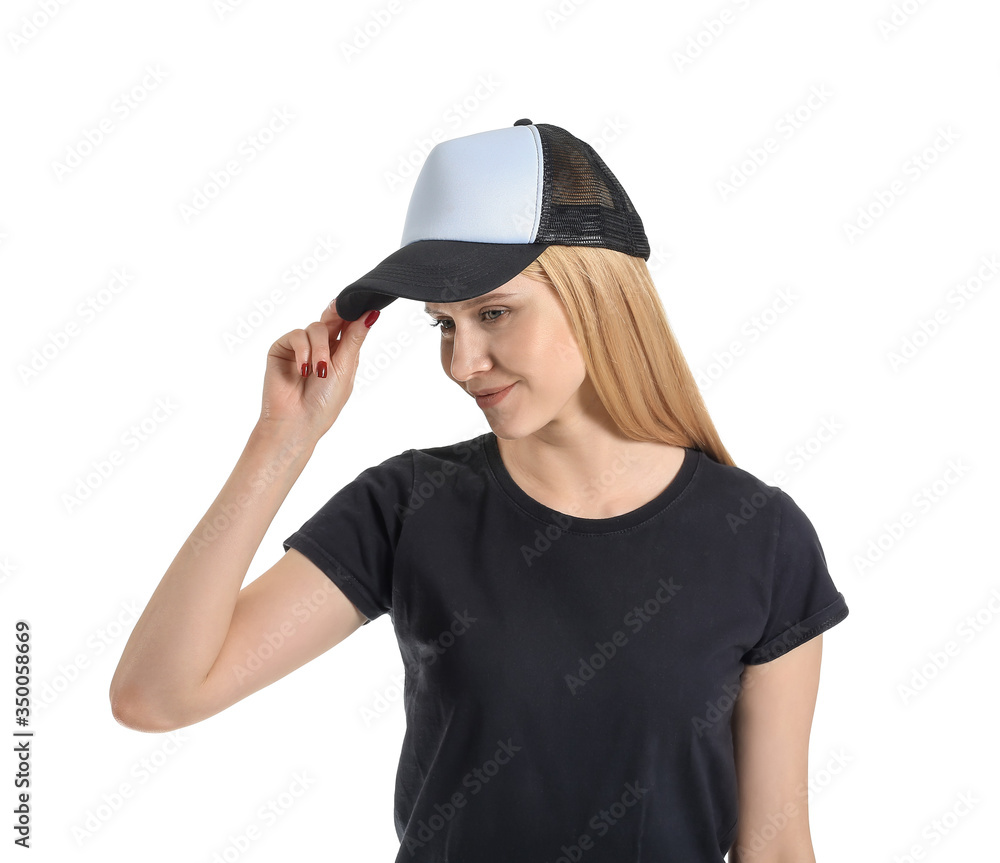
365, 310, 380, 328
316, 361, 327, 378
301, 362, 311, 377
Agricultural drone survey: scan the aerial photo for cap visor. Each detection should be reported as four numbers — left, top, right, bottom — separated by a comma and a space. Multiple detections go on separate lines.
335, 240, 550, 321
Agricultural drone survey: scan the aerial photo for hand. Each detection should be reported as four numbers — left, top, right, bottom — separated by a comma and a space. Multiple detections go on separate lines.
258, 302, 379, 440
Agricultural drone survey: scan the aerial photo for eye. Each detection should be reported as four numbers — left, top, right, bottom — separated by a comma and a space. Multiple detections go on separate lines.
428, 309, 508, 331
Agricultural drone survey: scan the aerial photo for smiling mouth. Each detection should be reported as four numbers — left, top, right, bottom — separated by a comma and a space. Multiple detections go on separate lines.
472, 383, 517, 405
471, 384, 515, 397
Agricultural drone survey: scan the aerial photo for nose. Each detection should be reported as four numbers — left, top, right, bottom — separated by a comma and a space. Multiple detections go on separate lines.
445, 326, 493, 384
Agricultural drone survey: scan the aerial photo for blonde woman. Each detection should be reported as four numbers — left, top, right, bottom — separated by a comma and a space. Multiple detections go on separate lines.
111, 119, 849, 863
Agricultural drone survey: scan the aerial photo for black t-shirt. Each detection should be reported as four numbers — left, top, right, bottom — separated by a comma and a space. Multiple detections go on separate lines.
282, 432, 849, 862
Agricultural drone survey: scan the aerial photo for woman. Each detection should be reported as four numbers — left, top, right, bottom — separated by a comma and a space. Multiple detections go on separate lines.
110, 119, 848, 863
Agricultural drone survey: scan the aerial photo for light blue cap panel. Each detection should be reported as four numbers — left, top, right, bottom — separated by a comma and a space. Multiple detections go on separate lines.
400, 124, 544, 247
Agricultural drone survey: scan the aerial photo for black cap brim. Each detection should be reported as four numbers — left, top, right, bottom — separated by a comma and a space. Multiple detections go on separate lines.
334, 240, 551, 321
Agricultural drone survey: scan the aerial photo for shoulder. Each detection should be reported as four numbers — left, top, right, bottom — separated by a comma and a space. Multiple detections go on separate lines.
357, 445, 414, 481
411, 432, 490, 465
692, 449, 778, 496
364, 433, 491, 515
407, 432, 492, 484
687, 450, 789, 532
337, 447, 415, 508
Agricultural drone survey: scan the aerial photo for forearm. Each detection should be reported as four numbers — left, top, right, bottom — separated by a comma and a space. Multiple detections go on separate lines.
109, 421, 315, 719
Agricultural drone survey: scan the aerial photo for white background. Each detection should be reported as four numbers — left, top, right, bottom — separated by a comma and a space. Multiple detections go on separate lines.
2, 0, 998, 860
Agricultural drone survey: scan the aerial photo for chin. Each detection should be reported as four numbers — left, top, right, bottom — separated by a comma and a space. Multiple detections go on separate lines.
485, 412, 549, 442
486, 423, 519, 441
483, 416, 524, 440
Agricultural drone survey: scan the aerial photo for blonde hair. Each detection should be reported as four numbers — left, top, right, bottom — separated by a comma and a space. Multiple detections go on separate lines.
518, 245, 736, 467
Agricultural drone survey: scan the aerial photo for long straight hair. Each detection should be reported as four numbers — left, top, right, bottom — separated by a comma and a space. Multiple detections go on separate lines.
518, 245, 736, 467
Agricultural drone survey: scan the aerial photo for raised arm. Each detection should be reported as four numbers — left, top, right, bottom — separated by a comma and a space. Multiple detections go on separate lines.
109, 305, 380, 732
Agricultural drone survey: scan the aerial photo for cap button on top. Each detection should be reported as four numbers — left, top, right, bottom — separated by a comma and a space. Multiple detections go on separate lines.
513, 118, 533, 126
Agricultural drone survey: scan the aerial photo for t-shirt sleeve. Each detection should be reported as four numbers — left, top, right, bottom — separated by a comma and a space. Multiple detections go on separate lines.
740, 489, 849, 665
281, 448, 414, 626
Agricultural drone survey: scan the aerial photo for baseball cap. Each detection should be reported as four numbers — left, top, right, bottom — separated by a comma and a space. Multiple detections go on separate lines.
334, 118, 650, 321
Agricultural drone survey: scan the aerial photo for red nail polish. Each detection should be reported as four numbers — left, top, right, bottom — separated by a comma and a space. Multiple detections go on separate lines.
316, 361, 327, 378
301, 362, 311, 377
365, 310, 380, 328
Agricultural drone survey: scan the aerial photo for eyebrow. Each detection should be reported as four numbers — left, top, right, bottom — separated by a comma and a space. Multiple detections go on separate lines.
424, 292, 521, 315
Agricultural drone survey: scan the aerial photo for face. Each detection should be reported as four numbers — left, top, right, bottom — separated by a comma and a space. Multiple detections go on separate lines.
423, 273, 592, 440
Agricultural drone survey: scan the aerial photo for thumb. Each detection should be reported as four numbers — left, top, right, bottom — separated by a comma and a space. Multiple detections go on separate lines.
331, 309, 379, 374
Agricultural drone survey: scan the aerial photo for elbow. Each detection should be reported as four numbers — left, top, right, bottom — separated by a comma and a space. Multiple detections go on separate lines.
109, 685, 192, 734
729, 840, 816, 863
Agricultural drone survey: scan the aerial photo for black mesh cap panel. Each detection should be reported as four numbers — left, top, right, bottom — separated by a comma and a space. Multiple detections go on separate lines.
533, 123, 650, 260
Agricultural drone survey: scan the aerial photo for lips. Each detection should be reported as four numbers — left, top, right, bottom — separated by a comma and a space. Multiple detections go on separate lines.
471, 384, 515, 397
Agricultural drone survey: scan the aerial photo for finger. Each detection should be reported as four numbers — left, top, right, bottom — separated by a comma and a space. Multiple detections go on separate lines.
319, 297, 348, 327
272, 328, 314, 377
303, 321, 332, 378
328, 310, 375, 377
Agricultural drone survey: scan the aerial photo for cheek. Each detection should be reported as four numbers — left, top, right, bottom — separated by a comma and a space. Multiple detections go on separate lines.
516, 335, 585, 399
537, 329, 584, 378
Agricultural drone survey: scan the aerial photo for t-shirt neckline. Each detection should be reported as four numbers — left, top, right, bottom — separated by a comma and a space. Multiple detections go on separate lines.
482, 431, 700, 534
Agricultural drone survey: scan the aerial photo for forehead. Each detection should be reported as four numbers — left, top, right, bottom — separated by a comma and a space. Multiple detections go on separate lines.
423, 290, 522, 314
